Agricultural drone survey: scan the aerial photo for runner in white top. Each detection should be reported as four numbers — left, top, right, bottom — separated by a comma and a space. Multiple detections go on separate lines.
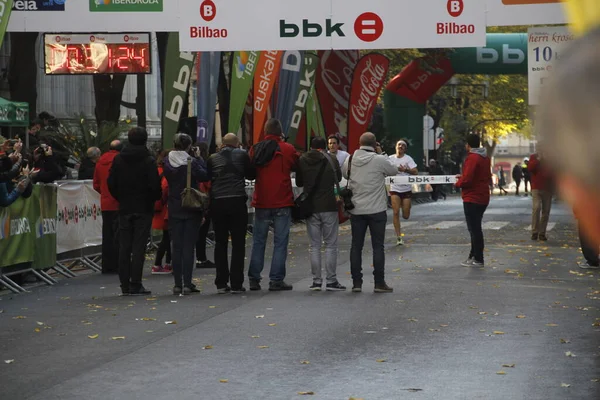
327, 135, 350, 167
388, 140, 418, 245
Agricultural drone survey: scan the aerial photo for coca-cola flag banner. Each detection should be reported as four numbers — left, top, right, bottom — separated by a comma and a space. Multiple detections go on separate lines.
347, 53, 390, 154
197, 51, 221, 146
275, 51, 304, 136
287, 53, 319, 144
253, 51, 283, 144
315, 50, 359, 150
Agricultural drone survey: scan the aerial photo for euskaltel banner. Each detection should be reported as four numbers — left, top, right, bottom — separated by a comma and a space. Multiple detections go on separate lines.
228, 51, 260, 135
315, 50, 359, 150
274, 51, 304, 136
196, 51, 221, 147
347, 53, 390, 154
287, 52, 319, 144
253, 51, 283, 144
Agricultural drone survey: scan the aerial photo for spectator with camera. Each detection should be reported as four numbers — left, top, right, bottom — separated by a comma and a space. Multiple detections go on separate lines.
19, 119, 43, 150
342, 132, 398, 293
0, 138, 24, 183
108, 127, 161, 296
163, 133, 209, 295
31, 144, 64, 184
296, 136, 345, 292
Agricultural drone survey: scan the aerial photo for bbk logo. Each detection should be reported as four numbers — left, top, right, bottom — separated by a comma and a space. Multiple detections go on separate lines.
447, 0, 463, 17
280, 19, 345, 38
437, 0, 474, 36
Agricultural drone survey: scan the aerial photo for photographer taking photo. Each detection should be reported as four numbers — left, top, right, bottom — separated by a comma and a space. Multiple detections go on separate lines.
0, 138, 24, 183
31, 144, 64, 184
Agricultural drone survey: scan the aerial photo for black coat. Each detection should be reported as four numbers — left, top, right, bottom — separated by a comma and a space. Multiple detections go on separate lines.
296, 150, 341, 214
207, 147, 256, 200
78, 158, 96, 180
107, 145, 161, 215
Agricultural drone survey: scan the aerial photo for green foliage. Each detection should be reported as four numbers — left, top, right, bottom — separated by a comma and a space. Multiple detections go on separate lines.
40, 114, 131, 161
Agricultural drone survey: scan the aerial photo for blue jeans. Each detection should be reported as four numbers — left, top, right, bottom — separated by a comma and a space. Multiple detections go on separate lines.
350, 211, 387, 284
248, 207, 292, 282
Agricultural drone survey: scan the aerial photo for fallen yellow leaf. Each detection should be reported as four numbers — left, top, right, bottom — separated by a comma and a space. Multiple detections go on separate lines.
376, 359, 387, 363
209, 306, 216, 309
251, 335, 260, 338
12, 316, 26, 319
36, 321, 44, 326
34, 328, 41, 333
546, 323, 559, 327
496, 371, 506, 375
561, 383, 571, 388
268, 323, 277, 327
300, 360, 310, 364
202, 345, 213, 350
298, 392, 315, 396
140, 318, 156, 321
165, 321, 177, 325
88, 334, 99, 339
255, 315, 265, 319
493, 331, 505, 335
111, 336, 126, 340
4, 360, 14, 364
560, 338, 571, 344
257, 346, 269, 349
219, 379, 228, 383
516, 315, 526, 319
502, 364, 515, 368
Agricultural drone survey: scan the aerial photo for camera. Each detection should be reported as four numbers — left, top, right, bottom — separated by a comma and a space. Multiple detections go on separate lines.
339, 187, 354, 211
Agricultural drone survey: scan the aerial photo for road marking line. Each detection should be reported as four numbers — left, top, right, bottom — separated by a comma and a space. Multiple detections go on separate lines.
525, 222, 556, 231
425, 221, 464, 230
482, 221, 510, 230
386, 221, 418, 230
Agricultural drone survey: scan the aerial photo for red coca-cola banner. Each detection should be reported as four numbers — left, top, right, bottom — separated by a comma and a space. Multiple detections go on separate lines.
347, 53, 390, 154
385, 56, 454, 104
315, 50, 359, 150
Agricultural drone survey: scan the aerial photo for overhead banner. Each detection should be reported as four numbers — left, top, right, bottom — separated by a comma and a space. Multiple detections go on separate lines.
315, 50, 359, 150
197, 51, 221, 146
162, 33, 196, 149
527, 26, 574, 106
179, 0, 486, 51
274, 51, 304, 136
287, 53, 319, 144
253, 50, 283, 144
485, 0, 568, 26
228, 51, 260, 135
347, 53, 390, 154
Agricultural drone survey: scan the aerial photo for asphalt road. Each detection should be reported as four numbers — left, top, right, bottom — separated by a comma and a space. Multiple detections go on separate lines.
1, 194, 599, 400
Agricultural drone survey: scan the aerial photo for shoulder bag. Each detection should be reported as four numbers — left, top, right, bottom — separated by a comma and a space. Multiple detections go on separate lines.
181, 158, 209, 211
292, 158, 328, 221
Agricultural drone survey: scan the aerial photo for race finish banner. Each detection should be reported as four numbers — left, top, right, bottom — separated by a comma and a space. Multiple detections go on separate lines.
179, 0, 486, 51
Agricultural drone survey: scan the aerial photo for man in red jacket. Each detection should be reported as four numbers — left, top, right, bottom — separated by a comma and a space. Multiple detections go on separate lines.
93, 140, 122, 274
455, 134, 491, 268
528, 152, 553, 241
247, 119, 299, 291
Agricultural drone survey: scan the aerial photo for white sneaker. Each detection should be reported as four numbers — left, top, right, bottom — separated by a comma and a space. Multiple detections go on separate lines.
397, 236, 404, 246
461, 258, 474, 267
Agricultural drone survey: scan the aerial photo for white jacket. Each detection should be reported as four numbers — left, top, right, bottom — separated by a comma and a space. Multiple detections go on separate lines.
342, 146, 397, 215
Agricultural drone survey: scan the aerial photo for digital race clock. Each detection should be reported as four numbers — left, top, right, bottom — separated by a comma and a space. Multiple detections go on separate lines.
44, 33, 152, 75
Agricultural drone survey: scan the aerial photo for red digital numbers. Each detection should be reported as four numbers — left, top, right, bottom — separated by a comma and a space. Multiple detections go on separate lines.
47, 43, 150, 75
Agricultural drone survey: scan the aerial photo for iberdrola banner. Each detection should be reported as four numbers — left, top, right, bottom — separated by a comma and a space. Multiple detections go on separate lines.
347, 53, 390, 154
196, 51, 221, 147
287, 53, 319, 144
162, 33, 196, 149
253, 50, 283, 144
0, 184, 35, 268
32, 184, 58, 270
0, 0, 13, 51
228, 51, 260, 135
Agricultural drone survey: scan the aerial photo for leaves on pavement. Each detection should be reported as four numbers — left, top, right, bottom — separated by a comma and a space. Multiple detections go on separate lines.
88, 334, 99, 339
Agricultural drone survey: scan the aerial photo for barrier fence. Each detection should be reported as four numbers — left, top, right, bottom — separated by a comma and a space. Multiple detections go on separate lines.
0, 175, 455, 294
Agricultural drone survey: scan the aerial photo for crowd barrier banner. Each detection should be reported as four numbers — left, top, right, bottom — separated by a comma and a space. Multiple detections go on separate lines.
56, 180, 102, 254
0, 185, 57, 269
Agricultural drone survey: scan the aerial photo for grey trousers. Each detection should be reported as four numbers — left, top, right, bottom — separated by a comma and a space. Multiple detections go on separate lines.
306, 211, 339, 284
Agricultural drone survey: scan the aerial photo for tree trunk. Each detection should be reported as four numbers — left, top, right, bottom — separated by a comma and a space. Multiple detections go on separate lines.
484, 139, 497, 158
93, 74, 127, 128
8, 33, 39, 120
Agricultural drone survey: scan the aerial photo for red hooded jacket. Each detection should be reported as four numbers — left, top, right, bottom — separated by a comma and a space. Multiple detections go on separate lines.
93, 150, 119, 211
250, 135, 299, 209
455, 149, 492, 206
528, 154, 552, 191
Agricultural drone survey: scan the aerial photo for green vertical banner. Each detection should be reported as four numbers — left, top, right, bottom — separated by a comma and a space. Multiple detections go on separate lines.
306, 88, 325, 150
228, 51, 260, 135
162, 33, 196, 149
0, 187, 35, 268
32, 185, 57, 270
287, 53, 319, 143
0, 1, 13, 50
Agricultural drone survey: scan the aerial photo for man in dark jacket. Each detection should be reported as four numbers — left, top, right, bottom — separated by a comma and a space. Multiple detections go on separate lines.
247, 118, 299, 291
93, 140, 122, 274
296, 137, 345, 291
78, 147, 101, 180
207, 133, 256, 294
108, 128, 161, 296
512, 164, 523, 196
32, 145, 64, 184
455, 134, 492, 268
